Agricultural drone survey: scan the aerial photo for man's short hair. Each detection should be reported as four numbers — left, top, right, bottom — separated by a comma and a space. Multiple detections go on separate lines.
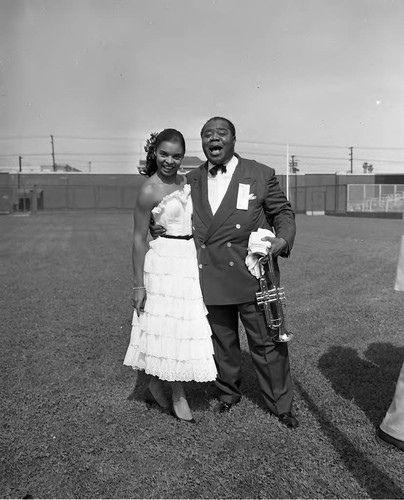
200, 117, 236, 137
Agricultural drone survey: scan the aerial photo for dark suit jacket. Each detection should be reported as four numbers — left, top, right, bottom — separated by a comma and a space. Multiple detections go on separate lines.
187, 155, 296, 305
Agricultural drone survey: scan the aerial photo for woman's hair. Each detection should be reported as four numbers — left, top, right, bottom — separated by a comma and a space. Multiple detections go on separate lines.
141, 128, 186, 177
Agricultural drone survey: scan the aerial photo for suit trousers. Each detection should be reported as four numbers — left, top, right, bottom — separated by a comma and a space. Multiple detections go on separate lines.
380, 361, 404, 441
207, 302, 293, 415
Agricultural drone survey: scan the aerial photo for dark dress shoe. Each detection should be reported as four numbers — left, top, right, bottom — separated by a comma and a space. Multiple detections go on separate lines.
278, 412, 299, 428
376, 427, 404, 451
171, 405, 196, 424
213, 401, 234, 414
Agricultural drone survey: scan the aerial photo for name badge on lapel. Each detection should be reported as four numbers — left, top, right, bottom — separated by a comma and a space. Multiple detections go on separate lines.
236, 183, 250, 210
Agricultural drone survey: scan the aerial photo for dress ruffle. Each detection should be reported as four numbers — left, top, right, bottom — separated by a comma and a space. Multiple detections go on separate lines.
144, 238, 200, 281
124, 234, 217, 382
152, 184, 191, 216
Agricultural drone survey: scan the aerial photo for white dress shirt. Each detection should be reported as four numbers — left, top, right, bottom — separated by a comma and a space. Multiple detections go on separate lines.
207, 155, 238, 215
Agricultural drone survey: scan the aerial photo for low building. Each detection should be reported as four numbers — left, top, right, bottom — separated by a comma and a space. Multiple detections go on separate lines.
40, 164, 82, 173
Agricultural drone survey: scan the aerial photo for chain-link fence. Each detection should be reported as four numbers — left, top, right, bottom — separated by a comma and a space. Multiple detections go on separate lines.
347, 184, 404, 213
0, 184, 139, 213
2, 181, 403, 215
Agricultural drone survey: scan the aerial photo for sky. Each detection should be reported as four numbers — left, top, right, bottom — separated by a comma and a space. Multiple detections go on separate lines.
0, 0, 403, 175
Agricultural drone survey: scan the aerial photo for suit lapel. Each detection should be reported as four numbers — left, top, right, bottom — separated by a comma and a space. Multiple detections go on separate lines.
189, 163, 213, 230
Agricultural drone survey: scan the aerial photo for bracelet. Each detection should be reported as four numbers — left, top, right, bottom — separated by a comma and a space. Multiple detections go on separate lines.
133, 286, 146, 290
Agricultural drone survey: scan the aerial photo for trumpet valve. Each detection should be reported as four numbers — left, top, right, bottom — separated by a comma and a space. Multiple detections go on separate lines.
256, 287, 286, 306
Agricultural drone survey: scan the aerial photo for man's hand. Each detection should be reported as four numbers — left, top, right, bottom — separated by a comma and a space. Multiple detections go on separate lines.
261, 236, 287, 258
149, 223, 166, 239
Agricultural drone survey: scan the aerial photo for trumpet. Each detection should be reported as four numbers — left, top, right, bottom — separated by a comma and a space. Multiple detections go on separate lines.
256, 250, 294, 343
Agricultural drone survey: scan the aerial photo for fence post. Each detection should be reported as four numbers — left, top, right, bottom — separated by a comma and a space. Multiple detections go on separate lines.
66, 182, 70, 210
31, 185, 38, 215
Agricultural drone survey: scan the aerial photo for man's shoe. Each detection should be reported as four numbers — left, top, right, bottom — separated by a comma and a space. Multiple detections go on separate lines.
278, 412, 299, 429
376, 427, 404, 452
213, 401, 234, 414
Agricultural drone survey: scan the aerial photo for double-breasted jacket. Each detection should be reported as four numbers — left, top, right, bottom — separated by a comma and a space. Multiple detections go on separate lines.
187, 155, 296, 305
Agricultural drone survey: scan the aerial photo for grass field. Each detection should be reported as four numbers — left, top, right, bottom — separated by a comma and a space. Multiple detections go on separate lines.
1, 212, 404, 499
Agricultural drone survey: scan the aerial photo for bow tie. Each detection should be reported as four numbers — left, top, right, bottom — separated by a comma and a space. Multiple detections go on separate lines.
209, 164, 227, 176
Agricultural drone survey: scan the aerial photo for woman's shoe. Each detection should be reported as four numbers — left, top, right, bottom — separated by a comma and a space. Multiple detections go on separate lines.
144, 387, 170, 410
171, 404, 196, 424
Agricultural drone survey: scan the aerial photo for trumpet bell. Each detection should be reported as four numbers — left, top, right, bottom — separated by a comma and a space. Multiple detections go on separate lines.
272, 330, 294, 343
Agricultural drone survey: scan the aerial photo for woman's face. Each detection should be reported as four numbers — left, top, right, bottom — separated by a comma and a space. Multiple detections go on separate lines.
155, 140, 184, 178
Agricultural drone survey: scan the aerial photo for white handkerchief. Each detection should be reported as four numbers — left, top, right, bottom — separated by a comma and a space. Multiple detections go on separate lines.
245, 228, 276, 278
248, 228, 275, 256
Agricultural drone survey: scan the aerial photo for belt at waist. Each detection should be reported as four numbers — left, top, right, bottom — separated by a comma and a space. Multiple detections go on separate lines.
160, 234, 193, 240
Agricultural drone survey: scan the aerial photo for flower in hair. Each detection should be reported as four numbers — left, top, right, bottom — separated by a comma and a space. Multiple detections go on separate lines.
144, 132, 159, 156
139, 131, 159, 176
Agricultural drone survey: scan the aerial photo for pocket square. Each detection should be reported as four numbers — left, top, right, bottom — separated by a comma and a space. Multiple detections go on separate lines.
248, 193, 257, 200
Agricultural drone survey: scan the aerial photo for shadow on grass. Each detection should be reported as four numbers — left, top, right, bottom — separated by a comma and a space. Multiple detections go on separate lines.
294, 378, 404, 499
314, 342, 404, 498
219, 344, 404, 499
318, 342, 404, 426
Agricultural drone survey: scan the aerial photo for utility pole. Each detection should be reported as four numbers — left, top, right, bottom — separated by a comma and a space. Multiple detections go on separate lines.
349, 146, 353, 174
50, 135, 56, 172
18, 156, 22, 188
289, 155, 299, 173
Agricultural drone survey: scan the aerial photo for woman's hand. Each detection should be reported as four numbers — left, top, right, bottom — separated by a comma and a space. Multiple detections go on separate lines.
132, 288, 147, 317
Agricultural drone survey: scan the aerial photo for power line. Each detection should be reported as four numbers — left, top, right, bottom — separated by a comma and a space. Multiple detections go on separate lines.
1, 134, 404, 151
355, 157, 404, 164
236, 151, 292, 158
56, 135, 140, 141
1, 150, 402, 164
0, 135, 47, 140
355, 146, 404, 151
237, 140, 348, 149
293, 154, 347, 161
0, 153, 51, 157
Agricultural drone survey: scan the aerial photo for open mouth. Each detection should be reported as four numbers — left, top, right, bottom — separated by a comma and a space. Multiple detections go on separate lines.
209, 146, 223, 156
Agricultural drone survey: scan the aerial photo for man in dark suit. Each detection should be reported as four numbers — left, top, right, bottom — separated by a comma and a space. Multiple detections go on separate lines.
190, 116, 297, 428
152, 116, 298, 428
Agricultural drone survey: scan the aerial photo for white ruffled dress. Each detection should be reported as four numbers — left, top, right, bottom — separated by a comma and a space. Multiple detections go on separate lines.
123, 184, 217, 382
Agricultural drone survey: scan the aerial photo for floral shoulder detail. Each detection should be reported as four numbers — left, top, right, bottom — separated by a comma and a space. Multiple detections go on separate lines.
152, 183, 191, 215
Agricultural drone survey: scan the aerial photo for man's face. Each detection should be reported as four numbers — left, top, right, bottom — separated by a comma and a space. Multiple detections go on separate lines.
201, 118, 235, 165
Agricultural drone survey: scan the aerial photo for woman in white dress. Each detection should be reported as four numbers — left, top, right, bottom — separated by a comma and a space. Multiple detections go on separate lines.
124, 129, 217, 422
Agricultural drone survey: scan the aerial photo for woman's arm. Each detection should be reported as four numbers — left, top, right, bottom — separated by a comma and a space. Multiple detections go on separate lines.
132, 183, 155, 316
